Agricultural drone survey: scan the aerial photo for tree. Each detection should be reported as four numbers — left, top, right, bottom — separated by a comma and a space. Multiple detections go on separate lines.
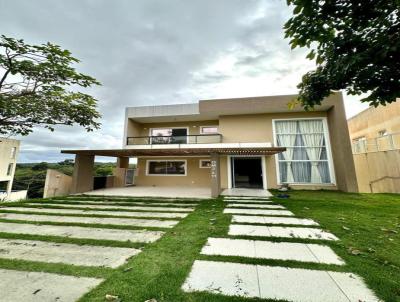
31, 162, 49, 171
284, 0, 400, 109
0, 35, 101, 136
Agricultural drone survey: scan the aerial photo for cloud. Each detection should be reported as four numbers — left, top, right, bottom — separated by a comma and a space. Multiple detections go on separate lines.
0, 0, 367, 162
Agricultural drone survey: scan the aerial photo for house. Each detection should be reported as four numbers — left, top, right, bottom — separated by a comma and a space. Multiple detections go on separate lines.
348, 100, 400, 153
0, 138, 27, 201
348, 100, 400, 193
55, 92, 357, 198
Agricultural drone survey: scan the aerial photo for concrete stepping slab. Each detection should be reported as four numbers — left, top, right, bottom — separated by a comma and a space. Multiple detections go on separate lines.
182, 260, 379, 302
0, 213, 178, 228
224, 196, 270, 200
0, 238, 140, 268
224, 199, 274, 203
229, 225, 338, 240
44, 200, 197, 207
0, 207, 187, 219
0, 222, 163, 243
232, 215, 319, 226
21, 203, 193, 212
201, 238, 344, 265
227, 204, 285, 209
224, 208, 294, 216
0, 268, 102, 302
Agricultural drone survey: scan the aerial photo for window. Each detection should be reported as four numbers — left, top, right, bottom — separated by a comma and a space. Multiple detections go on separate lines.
200, 126, 218, 134
147, 160, 186, 175
199, 159, 211, 168
274, 119, 332, 184
150, 128, 188, 144
10, 147, 16, 159
7, 163, 13, 176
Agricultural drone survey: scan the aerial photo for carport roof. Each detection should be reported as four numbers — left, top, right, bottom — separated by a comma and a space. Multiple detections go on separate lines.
61, 147, 286, 157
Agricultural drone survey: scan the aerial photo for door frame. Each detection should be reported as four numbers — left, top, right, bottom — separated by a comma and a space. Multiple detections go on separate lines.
227, 155, 267, 189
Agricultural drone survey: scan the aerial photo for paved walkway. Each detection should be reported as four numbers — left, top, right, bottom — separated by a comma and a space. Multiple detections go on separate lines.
182, 195, 379, 302
0, 196, 198, 302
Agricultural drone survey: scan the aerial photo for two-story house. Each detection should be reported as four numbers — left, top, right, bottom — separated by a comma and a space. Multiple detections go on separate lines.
61, 92, 358, 198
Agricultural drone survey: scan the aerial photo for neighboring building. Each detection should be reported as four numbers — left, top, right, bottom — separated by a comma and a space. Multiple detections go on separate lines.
0, 138, 27, 201
348, 101, 400, 153
57, 92, 357, 198
348, 100, 400, 193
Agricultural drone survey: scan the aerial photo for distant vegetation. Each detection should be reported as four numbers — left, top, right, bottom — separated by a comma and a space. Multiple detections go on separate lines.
13, 160, 116, 198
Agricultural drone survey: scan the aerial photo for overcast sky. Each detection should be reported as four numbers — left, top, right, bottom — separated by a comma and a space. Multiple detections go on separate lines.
0, 0, 369, 163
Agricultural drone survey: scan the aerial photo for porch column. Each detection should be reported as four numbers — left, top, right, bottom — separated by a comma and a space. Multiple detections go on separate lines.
113, 157, 129, 187
117, 157, 129, 169
210, 152, 221, 198
71, 154, 94, 194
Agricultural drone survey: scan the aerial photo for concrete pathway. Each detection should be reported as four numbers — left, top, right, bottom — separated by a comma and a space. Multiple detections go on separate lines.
0, 268, 102, 302
42, 200, 198, 207
182, 196, 379, 302
0, 207, 188, 218
201, 238, 344, 265
0, 222, 164, 243
0, 196, 194, 301
226, 203, 285, 209
0, 212, 178, 228
224, 208, 295, 216
224, 199, 273, 203
14, 203, 194, 212
232, 215, 319, 226
0, 238, 140, 268
229, 224, 339, 240
182, 260, 379, 302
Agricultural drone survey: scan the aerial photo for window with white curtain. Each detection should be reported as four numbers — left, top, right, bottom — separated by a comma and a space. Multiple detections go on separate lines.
274, 119, 332, 184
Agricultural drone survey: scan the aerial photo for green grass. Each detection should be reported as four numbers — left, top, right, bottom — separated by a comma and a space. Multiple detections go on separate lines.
273, 190, 400, 302
0, 192, 398, 301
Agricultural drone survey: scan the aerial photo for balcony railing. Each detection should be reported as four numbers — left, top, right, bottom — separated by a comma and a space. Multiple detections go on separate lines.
352, 133, 400, 154
126, 134, 223, 145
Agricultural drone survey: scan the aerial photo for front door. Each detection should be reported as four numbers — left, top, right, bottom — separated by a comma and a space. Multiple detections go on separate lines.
232, 157, 263, 189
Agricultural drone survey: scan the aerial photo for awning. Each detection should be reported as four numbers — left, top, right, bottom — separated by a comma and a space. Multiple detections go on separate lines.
61, 147, 286, 157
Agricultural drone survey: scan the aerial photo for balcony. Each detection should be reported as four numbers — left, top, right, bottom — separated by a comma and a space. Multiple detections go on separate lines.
126, 134, 223, 145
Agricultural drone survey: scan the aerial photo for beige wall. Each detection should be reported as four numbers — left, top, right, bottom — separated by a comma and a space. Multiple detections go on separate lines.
43, 169, 72, 198
135, 157, 211, 187
131, 110, 353, 191
348, 100, 400, 141
354, 150, 400, 193
0, 138, 20, 195
219, 111, 327, 143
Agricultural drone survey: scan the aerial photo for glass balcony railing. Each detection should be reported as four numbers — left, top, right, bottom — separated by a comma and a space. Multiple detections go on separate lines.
126, 134, 223, 145
352, 133, 400, 153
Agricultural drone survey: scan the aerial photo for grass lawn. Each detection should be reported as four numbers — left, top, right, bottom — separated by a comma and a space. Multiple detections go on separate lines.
0, 192, 399, 301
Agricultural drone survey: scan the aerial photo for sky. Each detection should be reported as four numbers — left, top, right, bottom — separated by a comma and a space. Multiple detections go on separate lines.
0, 0, 369, 163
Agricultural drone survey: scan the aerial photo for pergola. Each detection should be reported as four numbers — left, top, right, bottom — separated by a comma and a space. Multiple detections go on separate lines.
61, 146, 286, 197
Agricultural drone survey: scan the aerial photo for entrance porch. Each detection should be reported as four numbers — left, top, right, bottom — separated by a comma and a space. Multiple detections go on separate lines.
58, 145, 285, 198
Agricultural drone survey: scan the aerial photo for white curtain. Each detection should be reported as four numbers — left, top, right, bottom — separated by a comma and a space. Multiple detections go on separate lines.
276, 121, 297, 183
298, 120, 324, 183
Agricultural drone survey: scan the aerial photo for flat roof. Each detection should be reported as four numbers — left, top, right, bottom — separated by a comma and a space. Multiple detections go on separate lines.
126, 93, 341, 123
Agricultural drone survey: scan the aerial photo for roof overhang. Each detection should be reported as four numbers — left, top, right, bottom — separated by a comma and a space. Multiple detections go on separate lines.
61, 147, 286, 157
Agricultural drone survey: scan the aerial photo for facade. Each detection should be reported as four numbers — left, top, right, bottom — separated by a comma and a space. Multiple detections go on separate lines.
348, 100, 400, 153
62, 93, 358, 197
0, 138, 27, 201
348, 101, 400, 193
